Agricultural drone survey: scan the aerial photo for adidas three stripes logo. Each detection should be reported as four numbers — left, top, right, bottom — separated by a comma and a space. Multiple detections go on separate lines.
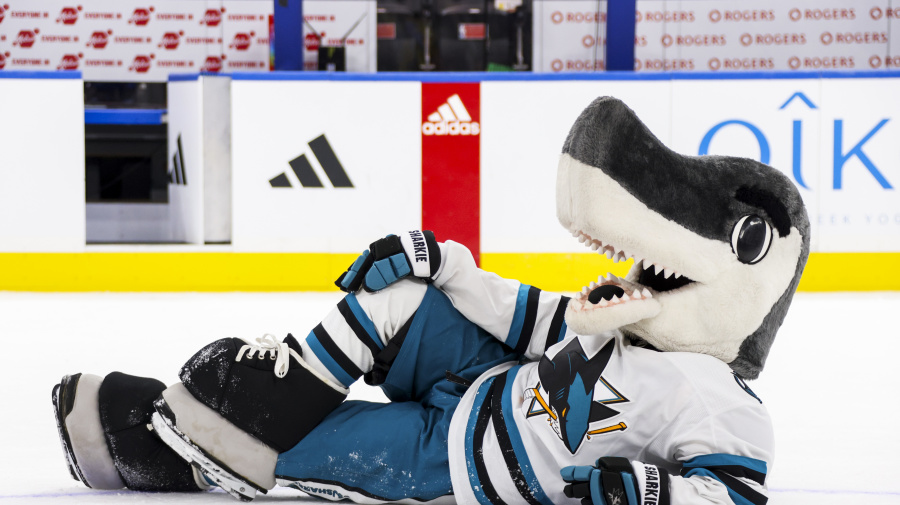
270, 134, 353, 189
169, 134, 187, 186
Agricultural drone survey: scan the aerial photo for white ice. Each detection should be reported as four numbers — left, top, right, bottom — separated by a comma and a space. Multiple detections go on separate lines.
1, 290, 898, 504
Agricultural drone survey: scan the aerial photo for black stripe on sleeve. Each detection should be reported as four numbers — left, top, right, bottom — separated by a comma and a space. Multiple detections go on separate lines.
545, 296, 569, 352
514, 286, 541, 355
712, 470, 768, 505
473, 380, 508, 505
337, 299, 382, 358
697, 465, 766, 486
312, 323, 364, 382
489, 373, 543, 505
658, 471, 671, 505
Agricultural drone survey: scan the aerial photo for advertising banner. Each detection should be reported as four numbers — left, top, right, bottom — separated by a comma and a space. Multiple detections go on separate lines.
167, 76, 204, 244
0, 0, 271, 81
230, 78, 421, 252
533, 0, 899, 73
422, 82, 481, 262
479, 79, 671, 254
302, 0, 376, 73
0, 73, 84, 251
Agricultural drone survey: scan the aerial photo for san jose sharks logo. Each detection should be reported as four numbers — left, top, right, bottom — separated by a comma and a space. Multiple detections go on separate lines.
524, 338, 628, 453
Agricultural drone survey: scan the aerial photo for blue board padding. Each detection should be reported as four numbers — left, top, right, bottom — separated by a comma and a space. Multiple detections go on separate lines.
84, 109, 166, 125
606, 0, 637, 71
0, 70, 82, 79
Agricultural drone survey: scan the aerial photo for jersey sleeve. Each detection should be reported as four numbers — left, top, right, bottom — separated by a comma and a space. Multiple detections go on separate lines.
637, 359, 775, 505
432, 240, 571, 359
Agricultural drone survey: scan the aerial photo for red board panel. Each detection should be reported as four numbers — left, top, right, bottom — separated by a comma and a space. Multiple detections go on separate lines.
421, 82, 481, 265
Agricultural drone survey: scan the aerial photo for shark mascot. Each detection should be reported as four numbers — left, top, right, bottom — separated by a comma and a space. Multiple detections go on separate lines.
52, 97, 808, 505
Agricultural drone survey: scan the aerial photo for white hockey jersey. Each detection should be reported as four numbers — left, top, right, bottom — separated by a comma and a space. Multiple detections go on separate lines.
432, 242, 774, 505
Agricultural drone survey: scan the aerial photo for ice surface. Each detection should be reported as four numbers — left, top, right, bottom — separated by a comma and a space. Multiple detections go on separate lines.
1, 291, 898, 504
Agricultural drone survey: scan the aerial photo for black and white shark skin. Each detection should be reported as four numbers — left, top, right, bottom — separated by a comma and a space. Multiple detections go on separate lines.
556, 97, 810, 379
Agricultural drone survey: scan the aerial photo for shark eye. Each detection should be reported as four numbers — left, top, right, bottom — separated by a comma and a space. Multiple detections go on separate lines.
731, 215, 772, 264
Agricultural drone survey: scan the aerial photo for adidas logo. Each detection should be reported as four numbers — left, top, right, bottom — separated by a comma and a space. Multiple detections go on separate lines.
422, 94, 480, 136
270, 134, 353, 188
169, 134, 187, 186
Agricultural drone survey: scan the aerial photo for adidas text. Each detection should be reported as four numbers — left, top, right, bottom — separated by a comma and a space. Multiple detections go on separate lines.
421, 120, 480, 136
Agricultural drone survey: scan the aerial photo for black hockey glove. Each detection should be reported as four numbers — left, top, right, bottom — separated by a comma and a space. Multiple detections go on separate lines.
335, 230, 441, 293
562, 458, 644, 505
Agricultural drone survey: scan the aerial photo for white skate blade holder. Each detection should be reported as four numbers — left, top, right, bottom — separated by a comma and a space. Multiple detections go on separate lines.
150, 410, 260, 502
151, 383, 279, 502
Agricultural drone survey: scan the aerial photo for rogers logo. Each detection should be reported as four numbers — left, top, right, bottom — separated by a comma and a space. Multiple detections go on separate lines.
661, 33, 725, 47
57, 53, 80, 70
86, 30, 110, 48
201, 55, 223, 72
200, 8, 222, 26
789, 8, 855, 21
230, 32, 253, 50
158, 31, 182, 49
129, 7, 152, 25
709, 9, 774, 22
13, 30, 37, 48
740, 33, 806, 46
788, 55, 855, 70
56, 6, 79, 24
708, 57, 773, 71
821, 31, 887, 45
129, 54, 153, 72
422, 94, 480, 136
869, 7, 900, 20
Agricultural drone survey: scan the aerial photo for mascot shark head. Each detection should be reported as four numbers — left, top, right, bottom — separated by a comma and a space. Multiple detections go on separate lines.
556, 97, 810, 379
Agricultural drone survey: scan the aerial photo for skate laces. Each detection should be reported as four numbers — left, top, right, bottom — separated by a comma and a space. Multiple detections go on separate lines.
235, 334, 302, 378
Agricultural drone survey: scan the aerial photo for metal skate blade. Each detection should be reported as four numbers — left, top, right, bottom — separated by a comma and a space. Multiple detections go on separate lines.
150, 405, 261, 502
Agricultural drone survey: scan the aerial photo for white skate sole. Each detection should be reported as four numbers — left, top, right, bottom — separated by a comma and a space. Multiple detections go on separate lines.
150, 408, 262, 502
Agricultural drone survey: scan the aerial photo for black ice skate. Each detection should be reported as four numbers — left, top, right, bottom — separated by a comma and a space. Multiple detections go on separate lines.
51, 372, 208, 492
152, 333, 348, 501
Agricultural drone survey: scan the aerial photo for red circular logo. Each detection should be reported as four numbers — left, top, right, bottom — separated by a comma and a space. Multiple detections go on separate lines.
86, 30, 109, 48
551, 59, 563, 72
57, 53, 80, 70
57, 7, 78, 24
709, 9, 721, 22
740, 33, 752, 46
869, 55, 882, 68
201, 56, 223, 72
661, 34, 673, 47
129, 8, 150, 25
551, 11, 563, 24
201, 8, 222, 26
788, 56, 801, 69
582, 35, 595, 47
14, 30, 36, 48
820, 32, 833, 45
230, 33, 251, 50
708, 57, 721, 71
789, 8, 801, 21
159, 31, 179, 49
130, 55, 152, 72
871, 7, 883, 20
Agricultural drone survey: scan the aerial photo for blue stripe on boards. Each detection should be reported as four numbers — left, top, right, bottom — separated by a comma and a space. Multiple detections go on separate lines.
506, 284, 531, 349
306, 330, 356, 387
500, 367, 555, 505
345, 293, 384, 350
465, 377, 498, 505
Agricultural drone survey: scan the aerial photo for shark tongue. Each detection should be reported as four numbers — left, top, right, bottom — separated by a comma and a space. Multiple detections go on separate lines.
588, 284, 625, 304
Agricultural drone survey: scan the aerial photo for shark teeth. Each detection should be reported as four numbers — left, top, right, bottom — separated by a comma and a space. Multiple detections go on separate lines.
570, 272, 654, 311
569, 226, 693, 309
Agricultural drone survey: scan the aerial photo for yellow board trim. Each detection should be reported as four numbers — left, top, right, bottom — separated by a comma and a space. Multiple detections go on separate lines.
0, 251, 896, 292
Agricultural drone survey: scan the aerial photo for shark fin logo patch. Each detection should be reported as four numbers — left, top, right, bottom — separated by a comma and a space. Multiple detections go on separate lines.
525, 339, 628, 453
